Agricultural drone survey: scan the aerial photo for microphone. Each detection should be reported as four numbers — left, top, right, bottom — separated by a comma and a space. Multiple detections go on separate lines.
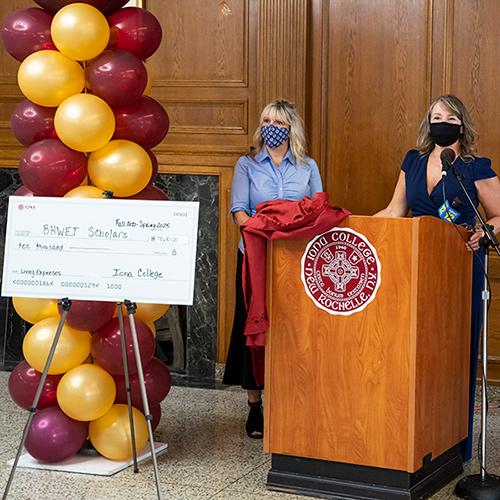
440, 148, 456, 176
451, 196, 462, 209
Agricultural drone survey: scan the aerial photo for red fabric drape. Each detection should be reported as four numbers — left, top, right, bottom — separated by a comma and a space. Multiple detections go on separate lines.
240, 192, 350, 384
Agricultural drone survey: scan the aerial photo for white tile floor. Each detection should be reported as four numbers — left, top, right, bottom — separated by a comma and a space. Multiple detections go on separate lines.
0, 371, 498, 500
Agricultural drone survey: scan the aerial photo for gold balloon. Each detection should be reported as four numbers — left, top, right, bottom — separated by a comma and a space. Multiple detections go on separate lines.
17, 50, 84, 107
64, 186, 106, 199
12, 297, 59, 324
88, 140, 152, 197
113, 303, 169, 323
135, 303, 170, 322
57, 364, 116, 421
113, 304, 124, 318
89, 404, 148, 461
55, 94, 115, 152
23, 317, 91, 375
51, 4, 110, 61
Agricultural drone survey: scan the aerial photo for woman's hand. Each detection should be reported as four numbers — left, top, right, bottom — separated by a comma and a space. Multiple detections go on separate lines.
233, 210, 250, 226
374, 171, 408, 217
467, 228, 483, 251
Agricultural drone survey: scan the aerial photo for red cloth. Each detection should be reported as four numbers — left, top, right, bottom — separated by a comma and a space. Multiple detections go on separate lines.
240, 192, 350, 384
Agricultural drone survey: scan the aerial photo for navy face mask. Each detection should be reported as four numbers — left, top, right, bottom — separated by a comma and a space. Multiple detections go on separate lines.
429, 122, 462, 147
261, 124, 289, 148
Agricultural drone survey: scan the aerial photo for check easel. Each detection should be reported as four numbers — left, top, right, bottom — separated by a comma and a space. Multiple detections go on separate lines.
1, 197, 200, 500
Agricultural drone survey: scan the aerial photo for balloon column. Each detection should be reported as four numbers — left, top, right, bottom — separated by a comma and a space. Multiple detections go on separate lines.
2, 1, 172, 463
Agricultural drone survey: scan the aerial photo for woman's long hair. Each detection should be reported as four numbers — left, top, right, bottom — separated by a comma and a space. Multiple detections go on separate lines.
250, 99, 308, 163
416, 94, 477, 157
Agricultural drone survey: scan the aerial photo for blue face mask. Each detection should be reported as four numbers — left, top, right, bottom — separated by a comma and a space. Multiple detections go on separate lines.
261, 124, 289, 149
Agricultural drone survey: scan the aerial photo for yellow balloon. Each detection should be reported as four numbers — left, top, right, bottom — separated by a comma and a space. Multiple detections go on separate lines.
17, 50, 84, 107
12, 297, 59, 324
64, 186, 106, 199
57, 364, 116, 421
23, 317, 91, 375
55, 94, 115, 152
113, 303, 169, 322
89, 404, 148, 461
51, 4, 110, 61
135, 303, 170, 322
88, 140, 152, 197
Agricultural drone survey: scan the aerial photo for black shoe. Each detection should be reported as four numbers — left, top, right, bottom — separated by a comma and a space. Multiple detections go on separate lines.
245, 399, 263, 439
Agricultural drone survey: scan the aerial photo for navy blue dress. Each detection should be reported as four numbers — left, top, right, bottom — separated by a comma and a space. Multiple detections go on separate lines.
402, 149, 496, 461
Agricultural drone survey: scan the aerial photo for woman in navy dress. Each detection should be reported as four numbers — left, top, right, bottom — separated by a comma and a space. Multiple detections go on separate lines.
223, 99, 323, 438
376, 95, 500, 461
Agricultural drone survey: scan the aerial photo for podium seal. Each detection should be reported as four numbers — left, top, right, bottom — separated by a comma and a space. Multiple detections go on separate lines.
301, 227, 381, 315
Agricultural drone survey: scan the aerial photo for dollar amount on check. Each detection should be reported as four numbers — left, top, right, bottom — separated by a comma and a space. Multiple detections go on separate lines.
1, 197, 199, 304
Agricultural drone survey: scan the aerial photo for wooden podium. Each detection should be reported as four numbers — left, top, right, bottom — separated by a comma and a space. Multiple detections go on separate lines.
264, 216, 473, 499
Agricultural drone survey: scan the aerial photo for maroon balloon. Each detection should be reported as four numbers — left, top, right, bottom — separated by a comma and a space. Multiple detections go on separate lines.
150, 404, 162, 431
146, 149, 158, 184
8, 361, 61, 410
108, 7, 162, 60
128, 184, 168, 201
91, 317, 155, 375
86, 49, 147, 107
113, 96, 169, 150
2, 8, 55, 62
25, 406, 88, 463
99, 0, 130, 16
114, 357, 172, 408
11, 99, 57, 147
135, 403, 161, 431
32, 0, 128, 15
13, 185, 35, 197
18, 139, 87, 197
57, 300, 115, 332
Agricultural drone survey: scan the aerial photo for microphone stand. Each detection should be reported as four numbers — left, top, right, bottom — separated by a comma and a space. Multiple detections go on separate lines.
452, 166, 500, 500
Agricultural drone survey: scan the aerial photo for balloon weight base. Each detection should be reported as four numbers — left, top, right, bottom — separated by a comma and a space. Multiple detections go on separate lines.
6, 442, 167, 476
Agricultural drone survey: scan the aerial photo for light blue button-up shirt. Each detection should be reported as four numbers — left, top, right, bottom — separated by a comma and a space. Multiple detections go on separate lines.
231, 147, 323, 251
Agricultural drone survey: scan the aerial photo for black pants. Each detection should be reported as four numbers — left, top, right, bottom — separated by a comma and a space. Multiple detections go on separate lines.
222, 251, 263, 390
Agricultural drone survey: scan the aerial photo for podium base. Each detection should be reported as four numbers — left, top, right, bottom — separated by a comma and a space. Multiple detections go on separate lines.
267, 445, 463, 500
455, 474, 500, 500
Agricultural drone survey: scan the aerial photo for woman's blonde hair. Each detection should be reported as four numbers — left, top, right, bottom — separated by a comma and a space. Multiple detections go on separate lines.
250, 99, 308, 163
416, 94, 477, 157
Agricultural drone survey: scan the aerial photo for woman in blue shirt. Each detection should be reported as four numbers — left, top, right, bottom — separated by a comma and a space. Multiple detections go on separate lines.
223, 99, 323, 438
376, 95, 500, 461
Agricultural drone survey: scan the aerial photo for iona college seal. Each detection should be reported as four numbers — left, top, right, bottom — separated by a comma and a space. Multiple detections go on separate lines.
301, 228, 381, 315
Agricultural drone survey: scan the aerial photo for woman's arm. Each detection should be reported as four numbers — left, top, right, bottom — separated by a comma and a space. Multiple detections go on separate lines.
468, 176, 500, 250
373, 171, 409, 217
309, 159, 323, 194
230, 158, 251, 224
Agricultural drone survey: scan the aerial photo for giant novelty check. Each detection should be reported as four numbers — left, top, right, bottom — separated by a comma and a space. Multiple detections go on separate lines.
1, 196, 199, 304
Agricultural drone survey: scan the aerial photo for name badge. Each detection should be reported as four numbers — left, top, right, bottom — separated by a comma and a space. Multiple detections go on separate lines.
438, 200, 460, 223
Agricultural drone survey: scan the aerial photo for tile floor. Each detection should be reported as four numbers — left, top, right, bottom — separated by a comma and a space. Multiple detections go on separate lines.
0, 371, 498, 500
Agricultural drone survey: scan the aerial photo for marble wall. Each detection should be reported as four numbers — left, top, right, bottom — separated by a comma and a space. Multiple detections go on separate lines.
0, 169, 219, 385
0, 169, 27, 371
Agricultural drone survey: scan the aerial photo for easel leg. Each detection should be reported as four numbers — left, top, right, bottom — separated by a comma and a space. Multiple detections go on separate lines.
124, 300, 162, 500
117, 302, 139, 473
2, 298, 72, 500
